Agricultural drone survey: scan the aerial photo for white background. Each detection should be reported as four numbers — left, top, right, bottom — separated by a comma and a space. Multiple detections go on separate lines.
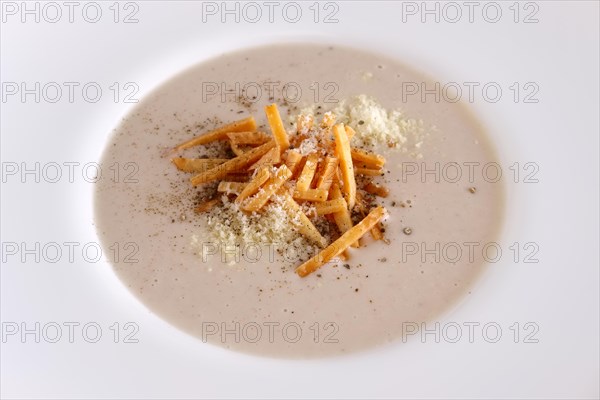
1, 1, 599, 398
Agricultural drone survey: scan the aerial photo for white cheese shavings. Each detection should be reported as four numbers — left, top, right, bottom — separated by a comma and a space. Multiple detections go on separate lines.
292, 95, 425, 154
298, 134, 318, 156
332, 95, 424, 149
192, 194, 318, 264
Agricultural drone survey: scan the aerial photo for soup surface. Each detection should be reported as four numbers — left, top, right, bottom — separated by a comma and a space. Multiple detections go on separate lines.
95, 44, 504, 358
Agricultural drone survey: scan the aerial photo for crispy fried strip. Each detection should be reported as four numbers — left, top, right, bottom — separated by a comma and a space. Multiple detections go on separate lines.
315, 156, 338, 191
242, 165, 292, 212
230, 141, 249, 156
171, 158, 228, 173
315, 198, 347, 215
235, 166, 270, 204
194, 198, 220, 213
333, 124, 356, 209
296, 206, 387, 277
265, 104, 290, 153
351, 148, 386, 169
278, 189, 327, 248
355, 167, 384, 176
226, 131, 269, 145
190, 141, 275, 186
172, 117, 257, 152
293, 188, 328, 202
284, 150, 304, 178
249, 146, 280, 170
329, 183, 358, 248
345, 125, 356, 140
312, 157, 325, 188
364, 182, 389, 198
296, 153, 318, 192
370, 223, 383, 240
217, 181, 248, 194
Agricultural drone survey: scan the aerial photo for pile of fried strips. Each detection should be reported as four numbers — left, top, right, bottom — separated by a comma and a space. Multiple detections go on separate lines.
169, 104, 389, 277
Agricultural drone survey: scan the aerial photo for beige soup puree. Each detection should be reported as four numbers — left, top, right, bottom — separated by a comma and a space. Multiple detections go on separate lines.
95, 44, 504, 358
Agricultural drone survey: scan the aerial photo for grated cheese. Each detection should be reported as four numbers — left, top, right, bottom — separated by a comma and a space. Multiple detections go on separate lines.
298, 134, 319, 156
192, 193, 318, 264
293, 95, 425, 154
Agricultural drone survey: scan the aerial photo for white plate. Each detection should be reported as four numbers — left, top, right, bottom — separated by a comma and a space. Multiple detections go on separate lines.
1, 1, 598, 398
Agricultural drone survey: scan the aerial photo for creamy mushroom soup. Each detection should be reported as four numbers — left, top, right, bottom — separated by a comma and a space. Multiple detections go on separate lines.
95, 44, 504, 358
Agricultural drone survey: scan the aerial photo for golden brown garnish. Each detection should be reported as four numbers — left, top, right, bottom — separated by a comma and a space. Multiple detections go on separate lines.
190, 141, 275, 185
171, 117, 257, 152
295, 206, 387, 277
172, 158, 228, 173
172, 104, 390, 277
